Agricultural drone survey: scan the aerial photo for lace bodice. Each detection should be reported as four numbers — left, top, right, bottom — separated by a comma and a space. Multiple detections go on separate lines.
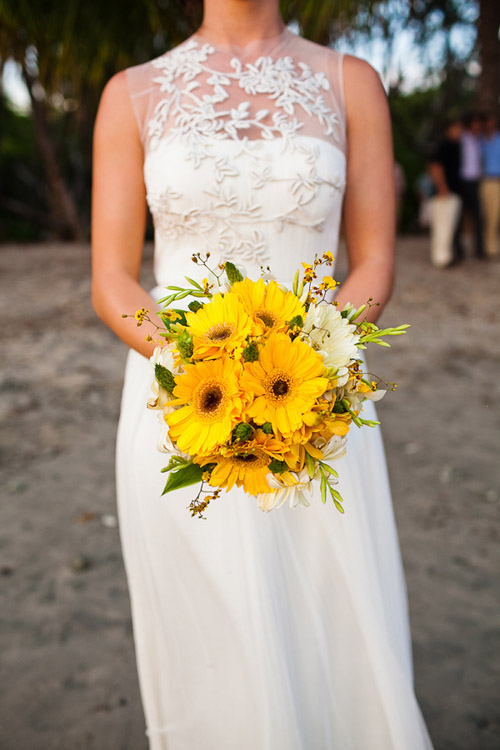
125, 27, 346, 290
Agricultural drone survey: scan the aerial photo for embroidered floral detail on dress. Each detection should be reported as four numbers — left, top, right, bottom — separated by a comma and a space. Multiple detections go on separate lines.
148, 39, 339, 149
143, 38, 345, 266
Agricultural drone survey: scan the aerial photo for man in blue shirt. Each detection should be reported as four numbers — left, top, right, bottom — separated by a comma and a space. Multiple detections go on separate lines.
480, 114, 500, 259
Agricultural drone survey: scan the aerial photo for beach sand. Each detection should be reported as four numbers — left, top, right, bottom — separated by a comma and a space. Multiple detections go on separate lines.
1, 237, 499, 749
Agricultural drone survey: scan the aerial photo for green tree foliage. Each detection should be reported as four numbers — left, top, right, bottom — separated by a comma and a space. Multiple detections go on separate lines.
0, 0, 496, 240
0, 0, 382, 240
0, 0, 194, 239
0, 91, 46, 240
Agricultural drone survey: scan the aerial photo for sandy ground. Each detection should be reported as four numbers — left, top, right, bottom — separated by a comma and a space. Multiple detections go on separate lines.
0, 237, 499, 750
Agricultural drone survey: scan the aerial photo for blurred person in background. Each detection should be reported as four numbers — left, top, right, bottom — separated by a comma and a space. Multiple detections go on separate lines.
415, 165, 436, 231
458, 113, 485, 259
428, 119, 463, 267
480, 113, 500, 259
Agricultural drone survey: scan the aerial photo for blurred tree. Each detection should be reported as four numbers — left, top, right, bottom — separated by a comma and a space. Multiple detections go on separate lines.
0, 90, 48, 240
0, 0, 496, 240
0, 0, 381, 240
408, 0, 498, 115
0, 0, 192, 239
477, 0, 500, 114
283, 0, 381, 45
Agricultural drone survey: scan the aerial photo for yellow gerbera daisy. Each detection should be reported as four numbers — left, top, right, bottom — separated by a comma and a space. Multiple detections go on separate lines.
231, 277, 305, 334
240, 332, 328, 437
166, 358, 246, 455
202, 430, 291, 496
186, 293, 254, 360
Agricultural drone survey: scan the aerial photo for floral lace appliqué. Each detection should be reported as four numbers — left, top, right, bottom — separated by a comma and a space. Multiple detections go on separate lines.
148, 39, 339, 149
143, 38, 345, 266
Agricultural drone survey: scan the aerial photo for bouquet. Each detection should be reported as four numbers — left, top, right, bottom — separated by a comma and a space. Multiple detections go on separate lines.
126, 252, 408, 517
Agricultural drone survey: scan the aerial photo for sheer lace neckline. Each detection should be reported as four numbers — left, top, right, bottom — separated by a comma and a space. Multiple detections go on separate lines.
190, 25, 294, 59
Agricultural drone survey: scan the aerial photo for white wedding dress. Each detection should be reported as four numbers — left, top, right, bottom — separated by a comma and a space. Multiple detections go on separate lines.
116, 26, 433, 749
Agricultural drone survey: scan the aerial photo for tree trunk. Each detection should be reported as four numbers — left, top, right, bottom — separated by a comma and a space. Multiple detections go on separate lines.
0, 195, 52, 227
477, 0, 500, 115
22, 67, 85, 241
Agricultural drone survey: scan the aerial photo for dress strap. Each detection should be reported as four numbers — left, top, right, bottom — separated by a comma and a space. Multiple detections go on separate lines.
124, 60, 156, 147
326, 49, 346, 153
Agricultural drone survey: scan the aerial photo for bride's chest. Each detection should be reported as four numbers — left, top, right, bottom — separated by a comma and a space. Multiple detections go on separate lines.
139, 39, 347, 244
144, 135, 346, 237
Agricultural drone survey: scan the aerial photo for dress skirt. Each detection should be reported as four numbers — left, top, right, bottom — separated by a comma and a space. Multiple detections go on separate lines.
115, 344, 433, 750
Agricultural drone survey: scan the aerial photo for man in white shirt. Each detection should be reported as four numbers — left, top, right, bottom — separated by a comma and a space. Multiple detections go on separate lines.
459, 113, 485, 259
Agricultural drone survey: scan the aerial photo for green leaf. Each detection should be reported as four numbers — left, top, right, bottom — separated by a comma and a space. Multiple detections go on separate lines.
330, 487, 344, 503
154, 363, 176, 394
188, 300, 203, 313
225, 261, 244, 285
242, 341, 259, 362
305, 451, 316, 479
232, 422, 254, 442
162, 463, 204, 495
158, 294, 176, 306
176, 330, 194, 360
184, 277, 203, 290
160, 455, 190, 473
332, 398, 347, 414
320, 472, 327, 504
359, 418, 380, 427
287, 315, 304, 329
172, 309, 188, 326
319, 463, 338, 478
268, 459, 288, 474
327, 483, 345, 513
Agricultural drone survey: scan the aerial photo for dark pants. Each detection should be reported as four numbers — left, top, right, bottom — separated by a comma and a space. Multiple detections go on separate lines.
454, 180, 485, 258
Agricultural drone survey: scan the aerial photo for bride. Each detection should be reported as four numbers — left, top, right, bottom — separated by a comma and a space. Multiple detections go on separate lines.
91, 0, 434, 747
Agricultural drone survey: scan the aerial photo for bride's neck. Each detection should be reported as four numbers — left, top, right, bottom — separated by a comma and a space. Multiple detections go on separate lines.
198, 0, 285, 46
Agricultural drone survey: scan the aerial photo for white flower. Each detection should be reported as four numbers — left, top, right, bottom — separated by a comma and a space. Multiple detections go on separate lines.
260, 270, 277, 282
312, 434, 348, 466
218, 259, 248, 292
255, 433, 348, 512
147, 344, 178, 411
256, 471, 312, 512
366, 389, 386, 402
302, 304, 360, 382
156, 412, 175, 453
338, 369, 387, 413
343, 386, 386, 413
148, 344, 183, 454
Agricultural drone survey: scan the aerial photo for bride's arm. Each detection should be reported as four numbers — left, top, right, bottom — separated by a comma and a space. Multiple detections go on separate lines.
334, 55, 395, 323
91, 71, 162, 358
